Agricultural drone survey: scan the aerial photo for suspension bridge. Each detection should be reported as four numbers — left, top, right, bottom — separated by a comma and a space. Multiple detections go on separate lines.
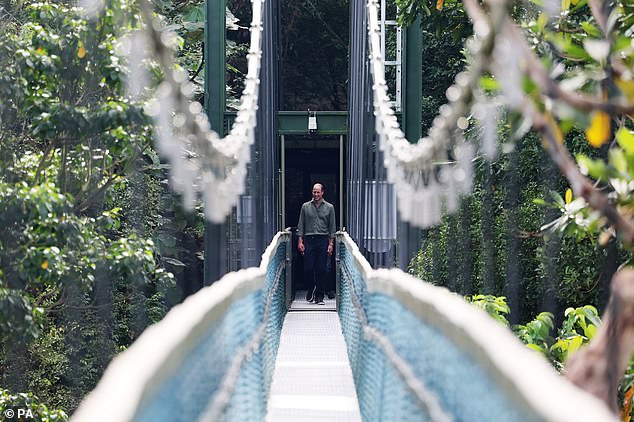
70, 0, 619, 419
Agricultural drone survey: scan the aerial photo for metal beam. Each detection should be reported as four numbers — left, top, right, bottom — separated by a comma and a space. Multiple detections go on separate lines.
225, 111, 350, 135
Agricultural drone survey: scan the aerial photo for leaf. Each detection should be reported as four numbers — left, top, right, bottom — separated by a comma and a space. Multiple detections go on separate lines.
479, 76, 500, 92
526, 343, 545, 353
609, 148, 627, 174
162, 257, 186, 267
565, 188, 573, 204
77, 46, 87, 58
583, 39, 610, 63
567, 335, 584, 357
585, 323, 597, 339
581, 305, 601, 326
537, 13, 548, 32
561, 0, 571, 12
577, 154, 609, 180
183, 4, 205, 23
41, 260, 49, 270
581, 21, 602, 38
617, 128, 634, 154
585, 111, 611, 148
614, 78, 634, 101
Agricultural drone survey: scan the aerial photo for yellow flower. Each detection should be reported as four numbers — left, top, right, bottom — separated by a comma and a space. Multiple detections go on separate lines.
77, 46, 87, 58
585, 111, 611, 148
41, 260, 49, 270
565, 188, 573, 204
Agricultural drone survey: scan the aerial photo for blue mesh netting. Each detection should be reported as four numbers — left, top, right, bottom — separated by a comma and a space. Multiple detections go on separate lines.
337, 242, 541, 422
134, 239, 288, 422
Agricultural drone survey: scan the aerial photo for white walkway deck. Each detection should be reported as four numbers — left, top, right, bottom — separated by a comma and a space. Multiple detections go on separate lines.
266, 294, 362, 422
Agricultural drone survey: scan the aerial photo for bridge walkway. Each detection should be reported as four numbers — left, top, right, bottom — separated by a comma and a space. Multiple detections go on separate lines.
266, 293, 362, 421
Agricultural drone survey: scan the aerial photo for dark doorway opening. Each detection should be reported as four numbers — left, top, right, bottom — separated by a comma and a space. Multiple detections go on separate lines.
284, 136, 341, 295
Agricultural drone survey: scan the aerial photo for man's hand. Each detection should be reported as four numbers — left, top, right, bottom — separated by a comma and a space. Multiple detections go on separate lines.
327, 242, 333, 256
298, 238, 305, 255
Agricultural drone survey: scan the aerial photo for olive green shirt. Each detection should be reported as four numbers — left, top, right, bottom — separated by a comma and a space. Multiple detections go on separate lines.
297, 199, 336, 240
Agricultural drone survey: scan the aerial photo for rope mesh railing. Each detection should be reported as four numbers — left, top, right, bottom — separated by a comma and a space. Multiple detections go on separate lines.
72, 231, 289, 422
336, 231, 616, 422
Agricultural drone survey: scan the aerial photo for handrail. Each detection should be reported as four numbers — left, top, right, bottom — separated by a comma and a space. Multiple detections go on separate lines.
72, 230, 290, 422
337, 231, 616, 421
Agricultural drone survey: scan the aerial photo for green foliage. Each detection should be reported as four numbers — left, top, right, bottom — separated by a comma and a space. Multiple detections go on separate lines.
513, 312, 555, 357
0, 389, 68, 421
511, 305, 600, 372
0, 0, 152, 214
466, 294, 510, 326
280, 0, 349, 110
550, 306, 600, 367
467, 295, 600, 373
0, 0, 188, 414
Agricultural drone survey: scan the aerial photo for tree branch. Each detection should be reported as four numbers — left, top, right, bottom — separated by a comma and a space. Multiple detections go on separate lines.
505, 21, 634, 115
189, 42, 204, 82
526, 99, 634, 245
32, 141, 54, 186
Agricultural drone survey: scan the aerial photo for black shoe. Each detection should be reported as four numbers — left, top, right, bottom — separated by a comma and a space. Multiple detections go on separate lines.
306, 286, 316, 303
326, 290, 335, 299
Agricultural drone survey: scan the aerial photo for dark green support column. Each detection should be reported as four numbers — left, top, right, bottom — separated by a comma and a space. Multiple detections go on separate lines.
398, 17, 423, 270
206, 0, 225, 131
204, 0, 227, 284
403, 18, 421, 143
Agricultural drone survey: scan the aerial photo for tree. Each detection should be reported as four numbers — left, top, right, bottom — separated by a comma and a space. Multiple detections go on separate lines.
0, 0, 179, 412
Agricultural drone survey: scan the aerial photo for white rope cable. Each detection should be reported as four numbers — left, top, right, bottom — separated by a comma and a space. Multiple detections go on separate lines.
138, 0, 264, 223
340, 261, 453, 422
366, 0, 506, 228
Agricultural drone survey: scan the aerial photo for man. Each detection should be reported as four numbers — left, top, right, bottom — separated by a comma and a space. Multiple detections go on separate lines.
297, 183, 336, 305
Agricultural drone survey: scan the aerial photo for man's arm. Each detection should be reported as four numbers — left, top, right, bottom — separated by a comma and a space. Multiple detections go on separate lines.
297, 204, 306, 255
327, 205, 336, 256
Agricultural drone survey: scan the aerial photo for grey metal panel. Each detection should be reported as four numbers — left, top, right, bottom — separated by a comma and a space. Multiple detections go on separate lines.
347, 0, 397, 268
229, 0, 281, 270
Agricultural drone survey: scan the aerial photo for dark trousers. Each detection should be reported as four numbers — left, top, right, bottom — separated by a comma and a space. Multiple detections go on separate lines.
304, 235, 328, 301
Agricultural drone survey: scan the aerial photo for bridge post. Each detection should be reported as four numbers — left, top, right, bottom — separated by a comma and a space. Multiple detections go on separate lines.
397, 17, 423, 270
335, 231, 342, 310
285, 229, 292, 309
204, 0, 228, 284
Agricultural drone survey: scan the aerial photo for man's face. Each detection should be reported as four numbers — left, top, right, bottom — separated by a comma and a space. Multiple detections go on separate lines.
312, 185, 323, 202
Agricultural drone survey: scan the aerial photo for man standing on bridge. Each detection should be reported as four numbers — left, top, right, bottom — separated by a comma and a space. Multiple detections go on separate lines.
297, 183, 336, 305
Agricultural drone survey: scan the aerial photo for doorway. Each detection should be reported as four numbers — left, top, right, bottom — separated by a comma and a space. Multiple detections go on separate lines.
282, 135, 343, 300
